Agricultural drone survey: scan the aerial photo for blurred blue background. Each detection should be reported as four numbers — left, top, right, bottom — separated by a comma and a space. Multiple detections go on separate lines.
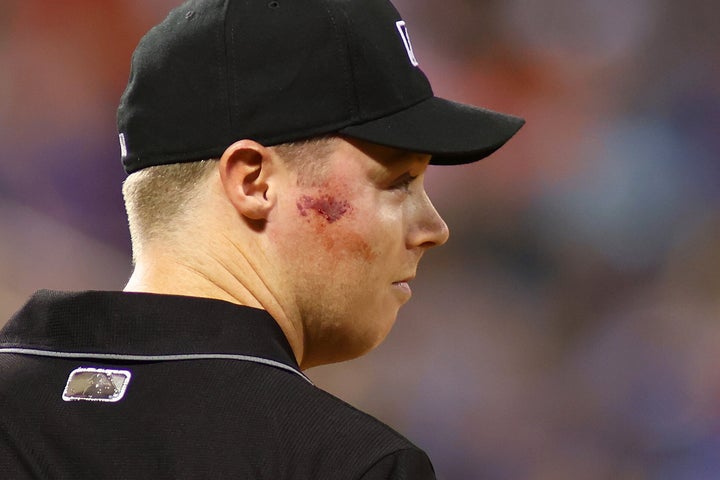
2, 0, 719, 478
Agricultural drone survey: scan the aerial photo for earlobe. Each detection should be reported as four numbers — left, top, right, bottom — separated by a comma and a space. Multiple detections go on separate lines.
219, 140, 276, 220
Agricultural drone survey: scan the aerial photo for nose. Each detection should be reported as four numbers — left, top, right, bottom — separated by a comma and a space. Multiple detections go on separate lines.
407, 190, 450, 249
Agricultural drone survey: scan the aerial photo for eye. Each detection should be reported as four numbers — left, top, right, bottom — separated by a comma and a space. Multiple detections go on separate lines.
389, 173, 418, 192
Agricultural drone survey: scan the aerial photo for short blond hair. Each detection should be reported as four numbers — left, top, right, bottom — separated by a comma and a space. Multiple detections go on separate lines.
122, 160, 217, 260
123, 136, 338, 259
272, 135, 338, 184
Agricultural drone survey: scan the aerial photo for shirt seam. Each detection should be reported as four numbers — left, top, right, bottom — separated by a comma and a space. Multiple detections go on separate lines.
0, 347, 312, 384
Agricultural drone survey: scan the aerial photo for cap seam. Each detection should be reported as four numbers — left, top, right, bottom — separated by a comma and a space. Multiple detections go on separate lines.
320, 0, 359, 121
340, 92, 433, 129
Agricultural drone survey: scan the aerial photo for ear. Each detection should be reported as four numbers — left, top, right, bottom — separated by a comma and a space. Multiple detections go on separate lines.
218, 139, 277, 220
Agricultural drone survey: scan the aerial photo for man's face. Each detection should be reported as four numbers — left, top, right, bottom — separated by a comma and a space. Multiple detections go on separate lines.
268, 138, 449, 368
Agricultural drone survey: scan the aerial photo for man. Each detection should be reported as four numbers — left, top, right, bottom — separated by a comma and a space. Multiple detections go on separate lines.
0, 0, 523, 478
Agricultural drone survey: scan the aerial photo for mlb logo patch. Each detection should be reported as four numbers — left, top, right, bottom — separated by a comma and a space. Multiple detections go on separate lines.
62, 367, 132, 403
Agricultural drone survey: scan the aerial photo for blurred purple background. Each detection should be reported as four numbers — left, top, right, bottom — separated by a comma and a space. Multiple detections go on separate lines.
2, 1, 719, 478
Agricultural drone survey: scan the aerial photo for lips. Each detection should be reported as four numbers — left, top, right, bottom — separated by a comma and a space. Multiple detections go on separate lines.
393, 274, 415, 285
392, 275, 414, 298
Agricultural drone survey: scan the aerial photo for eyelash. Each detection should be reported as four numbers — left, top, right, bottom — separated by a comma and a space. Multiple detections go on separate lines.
391, 174, 418, 192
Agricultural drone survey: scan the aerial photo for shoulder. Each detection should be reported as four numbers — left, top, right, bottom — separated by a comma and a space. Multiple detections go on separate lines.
263, 371, 436, 479
358, 448, 436, 480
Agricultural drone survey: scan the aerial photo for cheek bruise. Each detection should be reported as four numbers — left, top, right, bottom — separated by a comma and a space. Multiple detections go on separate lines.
295, 194, 377, 261
297, 195, 352, 223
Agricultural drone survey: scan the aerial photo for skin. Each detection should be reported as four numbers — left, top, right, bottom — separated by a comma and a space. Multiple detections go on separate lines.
125, 137, 449, 369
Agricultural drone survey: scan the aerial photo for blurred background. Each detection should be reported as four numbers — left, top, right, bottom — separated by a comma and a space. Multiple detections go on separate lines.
1, 0, 719, 478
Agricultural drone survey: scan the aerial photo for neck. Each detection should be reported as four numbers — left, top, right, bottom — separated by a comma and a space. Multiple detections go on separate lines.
124, 257, 251, 307
125, 245, 305, 367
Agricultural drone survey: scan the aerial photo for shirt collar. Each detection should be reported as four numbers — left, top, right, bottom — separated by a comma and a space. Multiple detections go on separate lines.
1, 290, 302, 376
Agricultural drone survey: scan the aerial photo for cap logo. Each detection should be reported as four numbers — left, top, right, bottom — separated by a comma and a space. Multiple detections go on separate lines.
62, 367, 132, 403
395, 21, 419, 67
119, 133, 128, 158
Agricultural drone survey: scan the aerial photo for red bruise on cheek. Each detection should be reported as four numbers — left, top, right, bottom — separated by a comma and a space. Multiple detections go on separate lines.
294, 192, 376, 261
297, 195, 352, 223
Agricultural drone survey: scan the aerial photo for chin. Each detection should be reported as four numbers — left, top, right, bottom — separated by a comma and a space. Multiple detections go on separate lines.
303, 317, 397, 369
348, 316, 398, 359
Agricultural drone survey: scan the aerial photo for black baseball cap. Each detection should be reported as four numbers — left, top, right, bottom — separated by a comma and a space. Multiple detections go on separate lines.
117, 0, 525, 174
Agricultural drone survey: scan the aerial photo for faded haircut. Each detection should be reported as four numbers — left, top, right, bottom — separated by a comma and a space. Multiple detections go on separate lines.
272, 135, 338, 185
123, 159, 217, 262
123, 136, 338, 260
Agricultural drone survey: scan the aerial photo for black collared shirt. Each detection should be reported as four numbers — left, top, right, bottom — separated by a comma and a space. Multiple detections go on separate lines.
0, 290, 435, 479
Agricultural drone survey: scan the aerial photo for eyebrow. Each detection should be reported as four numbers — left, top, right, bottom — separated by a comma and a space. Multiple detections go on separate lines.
373, 149, 430, 173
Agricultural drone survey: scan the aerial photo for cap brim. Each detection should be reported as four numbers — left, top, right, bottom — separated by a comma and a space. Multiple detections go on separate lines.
338, 96, 525, 165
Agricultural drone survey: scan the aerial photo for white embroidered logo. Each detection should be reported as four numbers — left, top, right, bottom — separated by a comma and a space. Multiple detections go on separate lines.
395, 21, 419, 67
118, 133, 128, 158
